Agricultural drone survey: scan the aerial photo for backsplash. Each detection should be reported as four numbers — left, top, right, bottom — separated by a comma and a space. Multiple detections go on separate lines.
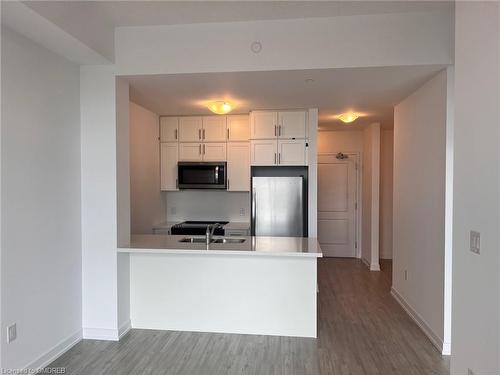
165, 191, 250, 222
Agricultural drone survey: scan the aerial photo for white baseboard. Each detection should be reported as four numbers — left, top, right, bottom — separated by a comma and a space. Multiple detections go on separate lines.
391, 287, 447, 355
82, 327, 119, 341
361, 257, 381, 271
118, 320, 131, 339
25, 330, 82, 370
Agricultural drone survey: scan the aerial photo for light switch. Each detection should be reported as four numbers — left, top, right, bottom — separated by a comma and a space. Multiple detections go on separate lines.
470, 231, 480, 254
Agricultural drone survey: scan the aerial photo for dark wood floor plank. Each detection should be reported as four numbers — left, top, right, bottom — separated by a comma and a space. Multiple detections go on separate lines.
48, 258, 449, 375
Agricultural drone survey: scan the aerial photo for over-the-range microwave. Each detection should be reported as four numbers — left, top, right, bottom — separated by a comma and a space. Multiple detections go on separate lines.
177, 162, 227, 189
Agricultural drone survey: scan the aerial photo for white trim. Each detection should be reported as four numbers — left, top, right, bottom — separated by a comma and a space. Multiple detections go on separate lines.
118, 320, 132, 339
24, 330, 82, 370
370, 262, 381, 271
82, 327, 119, 341
391, 287, 448, 355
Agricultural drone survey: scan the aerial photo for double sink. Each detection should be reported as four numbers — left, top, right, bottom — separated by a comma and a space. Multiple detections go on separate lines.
179, 237, 246, 244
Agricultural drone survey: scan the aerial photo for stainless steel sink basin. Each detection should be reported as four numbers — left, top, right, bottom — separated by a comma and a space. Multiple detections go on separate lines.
178, 237, 207, 243
212, 238, 246, 244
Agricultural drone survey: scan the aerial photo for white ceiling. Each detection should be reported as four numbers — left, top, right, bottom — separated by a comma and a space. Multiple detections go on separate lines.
126, 65, 446, 130
22, 1, 453, 62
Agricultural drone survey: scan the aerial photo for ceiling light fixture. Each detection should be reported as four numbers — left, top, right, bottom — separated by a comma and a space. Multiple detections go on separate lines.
337, 112, 360, 123
208, 101, 233, 115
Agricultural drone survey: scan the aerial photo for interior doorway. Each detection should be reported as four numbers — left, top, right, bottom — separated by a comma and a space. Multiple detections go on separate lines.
317, 152, 360, 257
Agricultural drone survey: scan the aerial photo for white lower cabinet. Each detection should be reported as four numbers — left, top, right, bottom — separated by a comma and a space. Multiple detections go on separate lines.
250, 140, 278, 166
202, 142, 227, 161
160, 143, 179, 191
227, 142, 250, 191
278, 139, 308, 165
179, 143, 203, 161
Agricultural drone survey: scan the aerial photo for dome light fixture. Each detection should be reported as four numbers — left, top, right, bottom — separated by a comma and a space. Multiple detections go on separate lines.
337, 112, 360, 123
208, 101, 233, 115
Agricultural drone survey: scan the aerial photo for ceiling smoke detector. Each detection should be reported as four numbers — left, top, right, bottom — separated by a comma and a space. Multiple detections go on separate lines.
250, 41, 262, 53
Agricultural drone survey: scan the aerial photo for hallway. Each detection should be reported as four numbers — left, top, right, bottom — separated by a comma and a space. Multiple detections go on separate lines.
48, 259, 448, 375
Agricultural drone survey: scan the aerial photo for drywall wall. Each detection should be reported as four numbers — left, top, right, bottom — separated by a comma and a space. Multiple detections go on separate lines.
393, 69, 448, 353
80, 65, 120, 340
114, 11, 453, 75
380, 130, 394, 259
1, 28, 81, 369
451, 3, 500, 374
129, 102, 164, 234
318, 130, 364, 153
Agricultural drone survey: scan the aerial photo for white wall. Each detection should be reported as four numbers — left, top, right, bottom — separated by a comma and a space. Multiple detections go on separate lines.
393, 69, 449, 353
379, 130, 394, 259
318, 130, 364, 153
451, 3, 500, 374
115, 11, 453, 75
129, 102, 163, 234
1, 28, 82, 369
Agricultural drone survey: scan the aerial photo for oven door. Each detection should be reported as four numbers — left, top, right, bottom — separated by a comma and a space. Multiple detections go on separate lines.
178, 162, 227, 189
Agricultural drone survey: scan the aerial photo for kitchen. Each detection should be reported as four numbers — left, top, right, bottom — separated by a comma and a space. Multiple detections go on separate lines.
121, 76, 322, 338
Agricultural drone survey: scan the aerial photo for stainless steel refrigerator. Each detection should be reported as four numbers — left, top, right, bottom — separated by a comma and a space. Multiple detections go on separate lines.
251, 176, 307, 237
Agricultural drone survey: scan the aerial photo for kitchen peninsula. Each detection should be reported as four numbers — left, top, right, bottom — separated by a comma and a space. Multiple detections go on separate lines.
118, 235, 322, 338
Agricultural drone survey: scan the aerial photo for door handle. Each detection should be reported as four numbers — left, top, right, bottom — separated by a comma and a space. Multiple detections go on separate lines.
198, 129, 201, 140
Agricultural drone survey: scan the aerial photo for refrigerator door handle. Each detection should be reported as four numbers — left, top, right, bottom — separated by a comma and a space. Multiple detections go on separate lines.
251, 187, 257, 234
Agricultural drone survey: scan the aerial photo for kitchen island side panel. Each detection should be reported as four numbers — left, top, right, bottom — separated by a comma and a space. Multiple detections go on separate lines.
129, 253, 317, 338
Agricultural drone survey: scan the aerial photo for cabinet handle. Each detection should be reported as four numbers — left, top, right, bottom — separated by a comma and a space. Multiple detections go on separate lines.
199, 129, 201, 140
203, 144, 206, 154
199, 144, 202, 154
175, 129, 178, 140
274, 125, 277, 137
279, 153, 281, 164
279, 125, 282, 137
176, 178, 178, 189
227, 128, 230, 140
203, 129, 206, 140
227, 179, 230, 190
274, 153, 277, 165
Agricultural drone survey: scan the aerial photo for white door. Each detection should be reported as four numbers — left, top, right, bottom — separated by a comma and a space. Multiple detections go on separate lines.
250, 140, 278, 166
250, 111, 278, 139
160, 117, 179, 142
278, 111, 307, 139
202, 142, 227, 161
202, 116, 227, 142
318, 154, 358, 257
278, 139, 307, 166
160, 143, 179, 191
179, 143, 203, 161
227, 114, 250, 141
227, 142, 250, 191
179, 116, 202, 142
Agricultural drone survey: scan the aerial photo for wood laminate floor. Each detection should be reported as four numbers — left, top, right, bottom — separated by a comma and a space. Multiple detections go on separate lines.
49, 259, 449, 375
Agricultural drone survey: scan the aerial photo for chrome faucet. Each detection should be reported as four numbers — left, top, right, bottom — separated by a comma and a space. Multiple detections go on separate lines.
206, 223, 223, 244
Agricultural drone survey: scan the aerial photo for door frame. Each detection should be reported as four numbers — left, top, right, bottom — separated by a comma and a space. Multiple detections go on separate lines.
318, 151, 362, 258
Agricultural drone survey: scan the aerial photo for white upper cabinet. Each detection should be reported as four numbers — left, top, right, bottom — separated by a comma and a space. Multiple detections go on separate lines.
227, 114, 250, 141
250, 140, 278, 166
179, 116, 202, 142
202, 116, 227, 142
160, 117, 179, 142
278, 139, 308, 166
278, 111, 307, 139
227, 143, 250, 191
160, 143, 179, 191
202, 142, 227, 161
179, 143, 203, 161
250, 111, 278, 139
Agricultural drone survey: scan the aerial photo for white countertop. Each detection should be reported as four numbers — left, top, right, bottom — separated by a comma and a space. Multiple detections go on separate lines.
118, 235, 322, 258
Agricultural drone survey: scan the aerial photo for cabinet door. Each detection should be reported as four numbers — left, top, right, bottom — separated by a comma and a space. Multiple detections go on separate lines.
160, 143, 179, 191
160, 117, 179, 142
179, 143, 203, 161
227, 142, 250, 191
278, 139, 307, 166
250, 111, 278, 139
250, 140, 278, 166
227, 114, 249, 141
202, 142, 227, 161
202, 116, 227, 142
179, 116, 202, 142
278, 111, 307, 139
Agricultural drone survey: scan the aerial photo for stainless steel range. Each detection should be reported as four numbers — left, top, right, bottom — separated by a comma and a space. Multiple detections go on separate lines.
170, 221, 229, 236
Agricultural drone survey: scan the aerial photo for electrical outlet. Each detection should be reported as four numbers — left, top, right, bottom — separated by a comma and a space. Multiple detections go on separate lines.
7, 323, 16, 343
468, 369, 474, 375
470, 231, 480, 254
239, 208, 245, 216
404, 270, 408, 281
